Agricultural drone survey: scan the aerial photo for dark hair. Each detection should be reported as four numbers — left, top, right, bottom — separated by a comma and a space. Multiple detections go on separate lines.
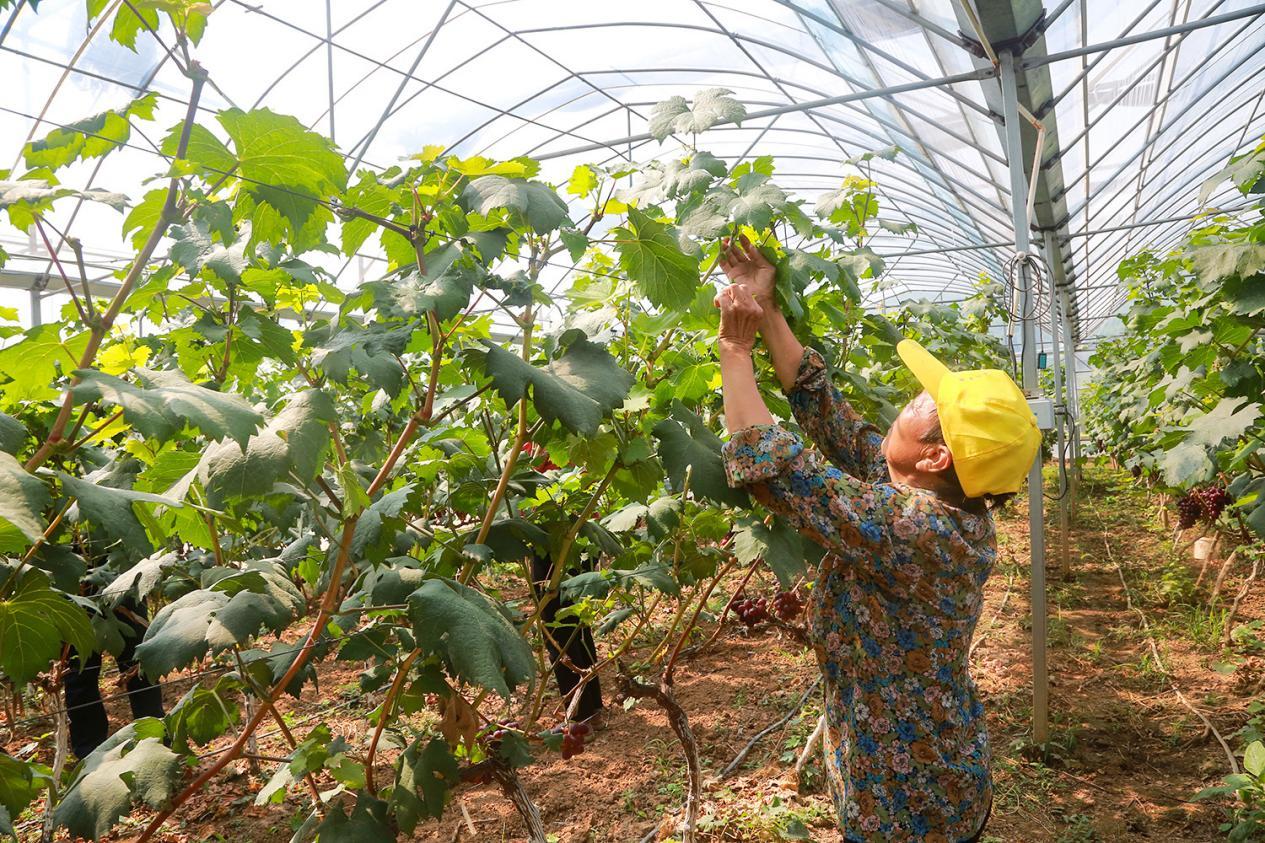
919, 411, 1015, 513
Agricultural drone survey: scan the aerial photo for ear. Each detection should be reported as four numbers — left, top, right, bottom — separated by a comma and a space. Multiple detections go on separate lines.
916, 442, 953, 474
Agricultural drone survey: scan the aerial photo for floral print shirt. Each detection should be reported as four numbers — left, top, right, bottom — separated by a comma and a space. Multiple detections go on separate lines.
720, 349, 994, 843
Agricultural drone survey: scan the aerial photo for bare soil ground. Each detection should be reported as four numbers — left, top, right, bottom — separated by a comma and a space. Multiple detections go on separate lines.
11, 464, 1259, 842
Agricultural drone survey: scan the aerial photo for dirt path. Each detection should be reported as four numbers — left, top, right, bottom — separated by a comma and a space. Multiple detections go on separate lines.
13, 465, 1260, 842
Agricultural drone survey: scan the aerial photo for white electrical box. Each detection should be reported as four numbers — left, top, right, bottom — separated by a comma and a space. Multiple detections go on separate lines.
1027, 396, 1055, 430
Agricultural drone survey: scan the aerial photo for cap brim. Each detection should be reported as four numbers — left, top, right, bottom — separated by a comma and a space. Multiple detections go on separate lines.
897, 339, 950, 401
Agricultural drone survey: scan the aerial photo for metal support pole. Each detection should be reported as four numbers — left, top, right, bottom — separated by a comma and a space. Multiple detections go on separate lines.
28, 287, 41, 327
1000, 51, 1048, 746
1060, 285, 1083, 497
1043, 231, 1071, 577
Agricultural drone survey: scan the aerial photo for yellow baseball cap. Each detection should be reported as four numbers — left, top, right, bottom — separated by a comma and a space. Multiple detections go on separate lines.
896, 339, 1042, 498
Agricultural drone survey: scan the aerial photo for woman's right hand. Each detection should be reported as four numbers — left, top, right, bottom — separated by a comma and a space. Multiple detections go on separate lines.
718, 234, 777, 309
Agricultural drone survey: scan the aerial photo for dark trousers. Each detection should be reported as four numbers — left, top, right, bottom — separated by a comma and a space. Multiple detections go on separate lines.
63, 602, 165, 759
530, 552, 603, 721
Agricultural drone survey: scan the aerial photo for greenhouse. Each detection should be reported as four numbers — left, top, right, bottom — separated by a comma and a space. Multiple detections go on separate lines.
0, 0, 1262, 840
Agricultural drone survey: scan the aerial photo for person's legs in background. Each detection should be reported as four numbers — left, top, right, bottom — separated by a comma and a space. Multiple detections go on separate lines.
530, 551, 603, 721
62, 599, 164, 759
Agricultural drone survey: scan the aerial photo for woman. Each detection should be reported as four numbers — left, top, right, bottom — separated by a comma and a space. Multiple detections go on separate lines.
713, 238, 1040, 842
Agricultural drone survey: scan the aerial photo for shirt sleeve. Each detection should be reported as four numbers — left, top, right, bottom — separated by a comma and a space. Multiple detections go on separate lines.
786, 348, 888, 483
721, 424, 893, 557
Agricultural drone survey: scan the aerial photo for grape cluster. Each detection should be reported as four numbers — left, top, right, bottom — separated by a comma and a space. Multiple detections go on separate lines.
1195, 485, 1233, 523
485, 720, 519, 750
1176, 485, 1233, 528
772, 591, 804, 621
731, 595, 769, 627
559, 721, 591, 760
1176, 493, 1201, 529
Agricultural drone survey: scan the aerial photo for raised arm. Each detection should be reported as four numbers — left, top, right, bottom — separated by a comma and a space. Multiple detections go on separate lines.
719, 236, 885, 481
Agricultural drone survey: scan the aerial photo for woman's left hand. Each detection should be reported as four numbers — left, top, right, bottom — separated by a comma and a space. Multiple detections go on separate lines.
716, 283, 765, 355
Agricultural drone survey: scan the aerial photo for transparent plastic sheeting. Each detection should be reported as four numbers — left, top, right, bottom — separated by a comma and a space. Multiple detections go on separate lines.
1, 0, 1263, 339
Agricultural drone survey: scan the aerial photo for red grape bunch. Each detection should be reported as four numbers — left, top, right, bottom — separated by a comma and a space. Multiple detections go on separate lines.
1176, 485, 1233, 529
730, 594, 769, 627
772, 591, 804, 621
485, 720, 519, 750
559, 721, 591, 760
1176, 493, 1201, 529
1195, 485, 1232, 523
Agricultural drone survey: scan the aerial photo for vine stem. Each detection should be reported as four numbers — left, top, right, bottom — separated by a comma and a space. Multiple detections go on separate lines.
233, 649, 324, 815
699, 559, 761, 653
364, 648, 419, 795
136, 323, 441, 843
664, 554, 735, 686
25, 65, 208, 474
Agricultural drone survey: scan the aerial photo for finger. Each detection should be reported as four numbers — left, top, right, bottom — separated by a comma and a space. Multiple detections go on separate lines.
741, 235, 761, 263
727, 239, 746, 265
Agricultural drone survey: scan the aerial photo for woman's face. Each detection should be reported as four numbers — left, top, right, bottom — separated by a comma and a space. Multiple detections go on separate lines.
881, 391, 953, 488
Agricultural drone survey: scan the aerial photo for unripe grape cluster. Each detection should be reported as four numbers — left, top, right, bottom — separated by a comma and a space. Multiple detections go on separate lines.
1176, 485, 1232, 529
559, 721, 591, 760
772, 591, 804, 621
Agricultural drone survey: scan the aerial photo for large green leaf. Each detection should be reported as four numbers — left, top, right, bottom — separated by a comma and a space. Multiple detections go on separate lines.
364, 241, 480, 322
23, 93, 156, 171
164, 676, 244, 753
0, 452, 49, 552
197, 389, 336, 507
0, 753, 39, 832
461, 175, 569, 234
0, 180, 127, 229
407, 578, 534, 698
53, 723, 181, 842
652, 401, 749, 507
0, 571, 96, 685
472, 337, 633, 437
217, 107, 348, 236
311, 322, 411, 397
614, 207, 699, 310
647, 88, 745, 140
0, 323, 90, 403
70, 368, 264, 448
732, 516, 813, 588
1188, 240, 1265, 286
314, 792, 393, 842
0, 412, 25, 454
135, 565, 303, 678
60, 471, 180, 557
392, 738, 459, 833
169, 216, 246, 284
1182, 398, 1260, 448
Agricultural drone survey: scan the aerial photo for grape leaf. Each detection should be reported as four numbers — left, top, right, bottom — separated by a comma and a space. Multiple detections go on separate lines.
0, 452, 49, 551
392, 738, 459, 832
460, 175, 569, 234
732, 516, 812, 588
471, 337, 633, 437
70, 368, 264, 449
1188, 241, 1265, 286
407, 578, 534, 698
164, 675, 243, 753
314, 793, 392, 843
23, 93, 156, 171
652, 401, 749, 507
0, 180, 127, 229
0, 571, 96, 685
197, 389, 336, 507
135, 565, 303, 677
217, 108, 348, 235
614, 208, 699, 310
60, 471, 180, 557
53, 724, 181, 841
648, 88, 745, 140
1182, 398, 1260, 448
0, 753, 39, 832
